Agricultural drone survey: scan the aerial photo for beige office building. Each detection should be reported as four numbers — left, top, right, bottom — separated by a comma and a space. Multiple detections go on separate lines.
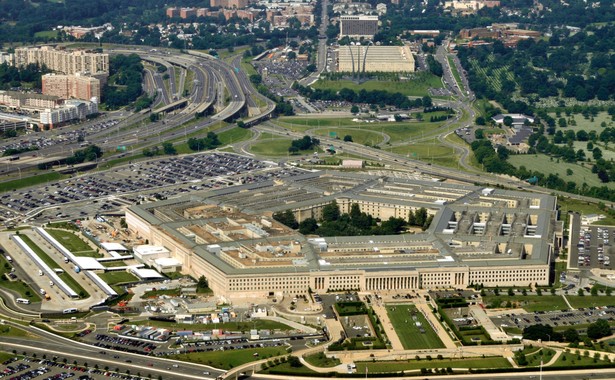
126, 169, 560, 300
339, 15, 379, 39
337, 45, 415, 73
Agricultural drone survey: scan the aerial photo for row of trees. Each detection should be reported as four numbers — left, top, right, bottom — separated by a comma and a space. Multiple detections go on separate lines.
523, 319, 611, 343
187, 132, 221, 152
293, 83, 431, 110
273, 202, 433, 237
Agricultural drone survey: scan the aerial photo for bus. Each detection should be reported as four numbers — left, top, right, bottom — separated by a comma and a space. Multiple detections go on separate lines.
16, 298, 30, 304
63, 308, 78, 314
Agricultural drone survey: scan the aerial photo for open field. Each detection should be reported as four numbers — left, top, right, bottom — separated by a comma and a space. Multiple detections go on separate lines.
567, 295, 615, 309
304, 352, 340, 368
97, 271, 139, 285
312, 128, 384, 145
390, 143, 458, 168
217, 126, 253, 145
275, 117, 451, 145
483, 295, 569, 312
386, 304, 445, 350
355, 357, 511, 373
548, 112, 614, 133
45, 229, 97, 256
554, 351, 612, 367
508, 154, 615, 189
312, 73, 443, 97
249, 133, 323, 156
168, 346, 286, 369
0, 172, 63, 193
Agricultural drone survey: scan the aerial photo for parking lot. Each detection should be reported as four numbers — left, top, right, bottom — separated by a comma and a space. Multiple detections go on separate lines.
491, 306, 615, 333
571, 226, 614, 269
0, 153, 305, 223
0, 356, 147, 380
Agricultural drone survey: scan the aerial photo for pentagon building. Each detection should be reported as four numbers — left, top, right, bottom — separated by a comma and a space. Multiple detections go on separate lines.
126, 171, 561, 299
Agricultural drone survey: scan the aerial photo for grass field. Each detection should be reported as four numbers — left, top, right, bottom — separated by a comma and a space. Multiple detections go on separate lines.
548, 112, 614, 134
390, 143, 458, 168
483, 295, 569, 312
355, 357, 511, 373
0, 325, 30, 338
18, 235, 89, 298
386, 305, 445, 350
168, 346, 286, 369
34, 30, 59, 39
217, 126, 253, 145
97, 271, 139, 285
566, 295, 615, 309
45, 229, 97, 256
249, 133, 323, 156
0, 172, 63, 193
554, 351, 612, 367
312, 128, 385, 145
312, 72, 443, 97
508, 154, 615, 189
304, 352, 340, 368
0, 352, 18, 363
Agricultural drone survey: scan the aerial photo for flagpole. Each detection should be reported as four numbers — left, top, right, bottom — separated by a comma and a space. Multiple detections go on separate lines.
539, 360, 542, 380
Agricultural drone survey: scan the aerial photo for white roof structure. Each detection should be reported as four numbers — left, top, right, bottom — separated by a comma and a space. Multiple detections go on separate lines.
73, 256, 105, 270
134, 245, 170, 256
101, 242, 128, 252
131, 268, 164, 279
154, 257, 181, 267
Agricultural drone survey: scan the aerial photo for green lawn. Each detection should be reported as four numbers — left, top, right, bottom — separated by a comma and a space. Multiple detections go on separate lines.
0, 325, 30, 338
18, 235, 89, 298
218, 126, 253, 145
0, 172, 63, 193
168, 346, 286, 370
508, 154, 615, 190
0, 251, 41, 301
97, 271, 139, 285
548, 112, 614, 134
102, 261, 128, 268
566, 295, 615, 309
303, 352, 340, 368
553, 351, 612, 367
45, 229, 97, 256
483, 295, 569, 312
390, 143, 458, 167
312, 128, 384, 146
355, 357, 511, 373
132, 318, 293, 332
0, 352, 18, 363
313, 72, 443, 97
34, 30, 59, 39
386, 305, 445, 350
249, 134, 323, 156
262, 361, 320, 375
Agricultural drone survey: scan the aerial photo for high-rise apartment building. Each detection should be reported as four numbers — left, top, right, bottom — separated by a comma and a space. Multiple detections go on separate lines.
13, 46, 109, 75
42, 73, 101, 102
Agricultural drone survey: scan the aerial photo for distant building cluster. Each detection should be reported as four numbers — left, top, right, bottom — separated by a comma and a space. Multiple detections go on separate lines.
339, 15, 379, 39
444, 0, 500, 15
0, 91, 62, 110
337, 45, 415, 73
166, 2, 260, 22
59, 23, 114, 39
457, 23, 542, 48
42, 73, 101, 102
266, 4, 315, 28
